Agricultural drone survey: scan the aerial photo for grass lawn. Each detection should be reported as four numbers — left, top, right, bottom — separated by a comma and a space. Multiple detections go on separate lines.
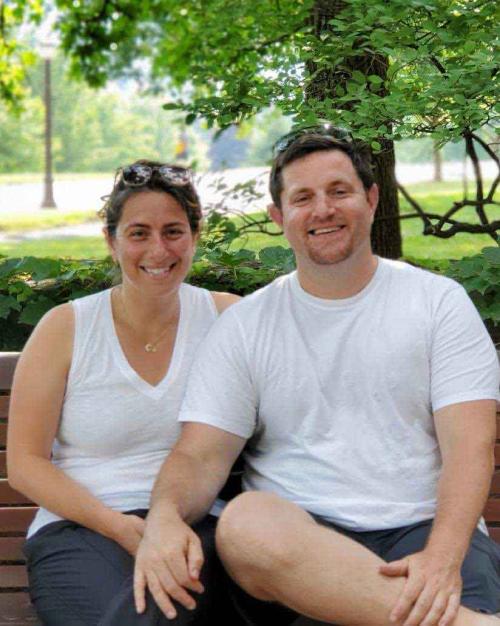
0, 236, 107, 259
0, 209, 99, 233
0, 180, 496, 261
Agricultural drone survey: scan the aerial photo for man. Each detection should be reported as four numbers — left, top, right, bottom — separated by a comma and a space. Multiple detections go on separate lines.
135, 126, 500, 626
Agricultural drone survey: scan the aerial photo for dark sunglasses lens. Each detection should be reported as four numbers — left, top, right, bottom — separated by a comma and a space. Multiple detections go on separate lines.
158, 165, 191, 185
122, 165, 152, 186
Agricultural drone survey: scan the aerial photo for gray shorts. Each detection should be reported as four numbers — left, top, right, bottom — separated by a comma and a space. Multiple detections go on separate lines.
228, 517, 500, 624
314, 517, 500, 615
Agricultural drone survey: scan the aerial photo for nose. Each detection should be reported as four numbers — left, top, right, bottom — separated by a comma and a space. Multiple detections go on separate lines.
150, 232, 169, 258
312, 192, 337, 218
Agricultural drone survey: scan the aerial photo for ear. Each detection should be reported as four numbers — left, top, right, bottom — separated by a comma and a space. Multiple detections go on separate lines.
366, 184, 379, 220
268, 203, 284, 228
103, 227, 118, 263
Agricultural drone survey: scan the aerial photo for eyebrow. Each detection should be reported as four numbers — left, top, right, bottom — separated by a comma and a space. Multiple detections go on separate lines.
288, 179, 351, 193
124, 221, 188, 230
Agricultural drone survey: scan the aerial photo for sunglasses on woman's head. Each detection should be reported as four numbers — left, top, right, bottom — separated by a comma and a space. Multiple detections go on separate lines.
117, 164, 192, 187
272, 124, 352, 158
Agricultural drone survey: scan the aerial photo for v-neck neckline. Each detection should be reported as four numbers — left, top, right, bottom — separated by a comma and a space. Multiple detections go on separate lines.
105, 286, 187, 400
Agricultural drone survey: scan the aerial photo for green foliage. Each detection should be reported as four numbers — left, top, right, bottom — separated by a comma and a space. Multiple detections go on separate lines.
0, 0, 41, 108
49, 0, 498, 144
0, 255, 116, 349
446, 246, 500, 335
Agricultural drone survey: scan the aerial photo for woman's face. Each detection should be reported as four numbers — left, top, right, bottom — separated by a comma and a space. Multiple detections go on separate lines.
106, 190, 197, 297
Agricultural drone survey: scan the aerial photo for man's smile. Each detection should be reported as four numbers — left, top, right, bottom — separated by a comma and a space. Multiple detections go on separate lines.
307, 226, 345, 236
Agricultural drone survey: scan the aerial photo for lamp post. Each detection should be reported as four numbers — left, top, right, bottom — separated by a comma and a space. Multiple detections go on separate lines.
39, 39, 57, 209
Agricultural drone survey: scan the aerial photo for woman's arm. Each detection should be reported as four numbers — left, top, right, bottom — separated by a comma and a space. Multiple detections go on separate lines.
7, 303, 144, 554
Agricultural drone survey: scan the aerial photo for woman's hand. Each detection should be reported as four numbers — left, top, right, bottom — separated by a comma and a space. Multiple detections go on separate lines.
110, 513, 146, 556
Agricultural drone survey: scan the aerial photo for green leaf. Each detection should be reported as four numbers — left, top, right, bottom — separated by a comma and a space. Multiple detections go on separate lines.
0, 295, 21, 319
19, 297, 54, 326
482, 246, 500, 266
259, 246, 295, 271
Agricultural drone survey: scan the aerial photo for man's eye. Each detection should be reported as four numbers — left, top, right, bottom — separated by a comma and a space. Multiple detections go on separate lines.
130, 230, 147, 238
165, 229, 185, 237
293, 195, 309, 204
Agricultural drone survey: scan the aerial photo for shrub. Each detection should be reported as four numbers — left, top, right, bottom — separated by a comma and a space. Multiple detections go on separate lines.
445, 246, 500, 345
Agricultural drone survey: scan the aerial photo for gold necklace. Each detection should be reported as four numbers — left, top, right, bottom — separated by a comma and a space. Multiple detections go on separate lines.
114, 287, 180, 353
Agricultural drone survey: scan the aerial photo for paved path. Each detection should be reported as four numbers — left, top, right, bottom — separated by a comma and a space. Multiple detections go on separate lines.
0, 162, 496, 243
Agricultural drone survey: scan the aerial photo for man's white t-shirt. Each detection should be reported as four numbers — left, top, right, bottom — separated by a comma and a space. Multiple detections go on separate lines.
179, 259, 500, 531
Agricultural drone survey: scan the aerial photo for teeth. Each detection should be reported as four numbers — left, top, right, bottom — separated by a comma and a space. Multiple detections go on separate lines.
142, 265, 173, 275
310, 226, 343, 235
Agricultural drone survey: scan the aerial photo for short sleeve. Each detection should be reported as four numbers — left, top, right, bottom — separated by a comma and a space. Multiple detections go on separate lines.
430, 284, 500, 412
179, 308, 257, 439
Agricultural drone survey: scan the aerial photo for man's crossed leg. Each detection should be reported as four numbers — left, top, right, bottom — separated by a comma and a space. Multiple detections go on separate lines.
216, 492, 500, 626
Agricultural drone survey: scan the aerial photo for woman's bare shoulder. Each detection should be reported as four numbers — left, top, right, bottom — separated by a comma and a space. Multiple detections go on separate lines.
210, 291, 241, 314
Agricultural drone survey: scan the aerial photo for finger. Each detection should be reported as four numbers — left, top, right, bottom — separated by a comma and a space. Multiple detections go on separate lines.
390, 576, 425, 623
419, 592, 448, 626
166, 545, 203, 594
402, 585, 436, 626
381, 558, 409, 577
133, 565, 147, 614
147, 572, 179, 620
187, 535, 204, 583
157, 571, 198, 612
438, 593, 461, 626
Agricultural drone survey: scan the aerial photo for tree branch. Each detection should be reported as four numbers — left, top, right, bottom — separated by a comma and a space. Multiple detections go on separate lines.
397, 183, 435, 232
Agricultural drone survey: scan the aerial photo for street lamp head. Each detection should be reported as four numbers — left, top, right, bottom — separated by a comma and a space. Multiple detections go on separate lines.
38, 34, 58, 60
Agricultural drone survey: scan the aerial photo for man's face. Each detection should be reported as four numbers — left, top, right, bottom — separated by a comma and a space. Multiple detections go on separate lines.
270, 150, 378, 268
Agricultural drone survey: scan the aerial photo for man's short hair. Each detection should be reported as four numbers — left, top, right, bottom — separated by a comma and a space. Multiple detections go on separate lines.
269, 130, 375, 209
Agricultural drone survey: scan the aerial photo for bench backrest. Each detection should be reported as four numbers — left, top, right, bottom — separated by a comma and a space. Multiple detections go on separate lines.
0, 352, 499, 602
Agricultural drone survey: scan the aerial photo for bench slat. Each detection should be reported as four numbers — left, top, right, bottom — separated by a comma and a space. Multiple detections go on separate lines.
0, 593, 37, 626
0, 354, 19, 391
0, 398, 8, 420
484, 498, 500, 523
0, 481, 32, 506
0, 565, 28, 588
0, 423, 6, 447
0, 508, 37, 533
0, 537, 25, 561
489, 527, 500, 543
0, 452, 5, 478
492, 470, 500, 495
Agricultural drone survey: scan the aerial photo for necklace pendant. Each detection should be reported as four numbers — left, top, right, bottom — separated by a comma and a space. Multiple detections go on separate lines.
144, 343, 157, 353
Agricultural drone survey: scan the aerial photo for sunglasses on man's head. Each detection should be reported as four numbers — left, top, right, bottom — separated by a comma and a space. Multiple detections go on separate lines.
272, 124, 352, 158
117, 164, 192, 187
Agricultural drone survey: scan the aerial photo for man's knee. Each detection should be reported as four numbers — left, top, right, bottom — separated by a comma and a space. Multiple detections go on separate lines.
216, 491, 313, 598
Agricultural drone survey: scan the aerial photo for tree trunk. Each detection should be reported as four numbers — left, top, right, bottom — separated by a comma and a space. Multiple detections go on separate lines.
433, 139, 443, 182
305, 0, 402, 259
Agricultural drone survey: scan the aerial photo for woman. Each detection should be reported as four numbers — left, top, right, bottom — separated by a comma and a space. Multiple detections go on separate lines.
7, 161, 239, 625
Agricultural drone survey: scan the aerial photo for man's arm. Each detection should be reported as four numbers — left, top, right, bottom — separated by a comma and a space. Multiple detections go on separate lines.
380, 399, 497, 626
134, 423, 246, 619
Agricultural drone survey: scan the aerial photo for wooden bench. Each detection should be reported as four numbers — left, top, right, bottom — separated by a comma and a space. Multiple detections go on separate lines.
1, 352, 499, 624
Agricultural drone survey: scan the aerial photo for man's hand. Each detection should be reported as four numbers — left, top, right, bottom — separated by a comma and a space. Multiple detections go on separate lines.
110, 513, 146, 556
379, 550, 462, 626
133, 514, 205, 619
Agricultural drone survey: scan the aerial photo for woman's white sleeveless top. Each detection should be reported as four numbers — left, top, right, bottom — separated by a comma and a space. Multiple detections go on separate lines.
28, 284, 218, 537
